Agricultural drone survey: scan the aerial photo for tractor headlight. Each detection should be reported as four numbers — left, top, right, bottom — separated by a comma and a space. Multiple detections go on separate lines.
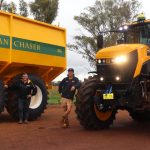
113, 55, 128, 64
98, 59, 102, 64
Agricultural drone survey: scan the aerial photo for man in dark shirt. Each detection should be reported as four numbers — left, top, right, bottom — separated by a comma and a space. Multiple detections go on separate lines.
59, 68, 80, 128
9, 73, 36, 124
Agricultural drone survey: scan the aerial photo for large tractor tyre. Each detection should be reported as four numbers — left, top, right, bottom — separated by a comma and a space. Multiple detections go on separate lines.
0, 81, 6, 114
128, 78, 150, 122
75, 76, 117, 130
6, 74, 48, 121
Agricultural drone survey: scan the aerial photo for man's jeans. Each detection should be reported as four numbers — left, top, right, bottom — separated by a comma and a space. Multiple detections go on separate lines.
18, 98, 31, 121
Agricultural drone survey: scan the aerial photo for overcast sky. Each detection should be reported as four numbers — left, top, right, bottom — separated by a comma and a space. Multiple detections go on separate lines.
11, 0, 150, 81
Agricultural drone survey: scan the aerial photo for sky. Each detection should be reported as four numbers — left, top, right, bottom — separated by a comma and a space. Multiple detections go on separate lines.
9, 0, 150, 81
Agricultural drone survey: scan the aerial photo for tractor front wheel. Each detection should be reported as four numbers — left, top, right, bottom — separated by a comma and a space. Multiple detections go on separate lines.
75, 76, 117, 130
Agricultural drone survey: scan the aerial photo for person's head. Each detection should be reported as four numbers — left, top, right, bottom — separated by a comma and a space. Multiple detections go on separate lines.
22, 73, 29, 83
68, 68, 74, 78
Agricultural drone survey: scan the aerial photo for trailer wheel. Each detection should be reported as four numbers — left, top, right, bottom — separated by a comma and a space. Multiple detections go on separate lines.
75, 76, 117, 130
6, 74, 48, 120
0, 81, 6, 114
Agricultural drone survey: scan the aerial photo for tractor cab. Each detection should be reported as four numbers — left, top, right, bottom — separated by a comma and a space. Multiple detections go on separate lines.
123, 19, 150, 46
97, 14, 150, 48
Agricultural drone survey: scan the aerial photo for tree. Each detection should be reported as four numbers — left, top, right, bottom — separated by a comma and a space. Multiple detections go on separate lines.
19, 0, 28, 17
69, 0, 141, 66
0, 0, 4, 10
0, 0, 29, 17
30, 0, 59, 24
1, 1, 17, 14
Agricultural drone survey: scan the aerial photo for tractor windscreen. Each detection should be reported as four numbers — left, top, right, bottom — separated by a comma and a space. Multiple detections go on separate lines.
125, 23, 150, 46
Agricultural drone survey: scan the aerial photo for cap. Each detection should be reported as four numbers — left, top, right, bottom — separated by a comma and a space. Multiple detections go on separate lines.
68, 68, 74, 72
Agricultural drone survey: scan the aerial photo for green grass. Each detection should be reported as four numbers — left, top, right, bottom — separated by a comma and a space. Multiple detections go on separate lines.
48, 87, 61, 105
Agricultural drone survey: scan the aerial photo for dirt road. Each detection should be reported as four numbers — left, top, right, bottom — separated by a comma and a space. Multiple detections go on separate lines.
0, 105, 150, 150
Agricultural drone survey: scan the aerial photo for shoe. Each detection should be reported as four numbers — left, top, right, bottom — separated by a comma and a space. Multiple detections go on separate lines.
65, 117, 70, 128
61, 116, 65, 127
24, 120, 28, 124
18, 120, 23, 124
63, 123, 68, 128
62, 116, 69, 128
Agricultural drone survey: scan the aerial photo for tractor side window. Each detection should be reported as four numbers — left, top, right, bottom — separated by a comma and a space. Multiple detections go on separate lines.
126, 24, 150, 46
147, 25, 150, 45
140, 30, 147, 44
140, 24, 150, 46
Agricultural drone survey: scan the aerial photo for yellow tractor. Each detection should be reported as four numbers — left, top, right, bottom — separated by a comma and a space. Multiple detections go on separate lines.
0, 11, 66, 120
76, 16, 150, 130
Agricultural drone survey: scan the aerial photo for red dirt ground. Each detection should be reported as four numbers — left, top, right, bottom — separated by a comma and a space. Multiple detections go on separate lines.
0, 105, 150, 150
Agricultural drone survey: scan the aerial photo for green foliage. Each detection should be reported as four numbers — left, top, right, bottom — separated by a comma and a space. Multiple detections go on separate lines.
0, 0, 59, 24
1, 1, 17, 14
19, 0, 28, 17
69, 0, 141, 66
30, 0, 59, 24
48, 87, 61, 105
0, 0, 4, 10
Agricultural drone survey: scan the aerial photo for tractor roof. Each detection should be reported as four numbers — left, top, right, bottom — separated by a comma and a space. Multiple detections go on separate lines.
126, 19, 150, 27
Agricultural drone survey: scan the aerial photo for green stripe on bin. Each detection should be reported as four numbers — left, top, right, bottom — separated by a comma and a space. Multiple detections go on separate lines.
12, 37, 65, 57
0, 34, 10, 48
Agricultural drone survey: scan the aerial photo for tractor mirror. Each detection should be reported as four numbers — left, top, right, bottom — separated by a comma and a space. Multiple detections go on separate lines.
97, 35, 103, 50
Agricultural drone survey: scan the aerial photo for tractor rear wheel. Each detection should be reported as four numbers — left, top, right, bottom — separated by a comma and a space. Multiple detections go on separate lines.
6, 74, 48, 120
0, 81, 6, 114
128, 78, 150, 122
129, 110, 150, 122
75, 76, 117, 130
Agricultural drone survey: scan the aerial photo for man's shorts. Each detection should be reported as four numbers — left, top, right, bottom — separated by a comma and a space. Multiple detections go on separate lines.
61, 97, 73, 108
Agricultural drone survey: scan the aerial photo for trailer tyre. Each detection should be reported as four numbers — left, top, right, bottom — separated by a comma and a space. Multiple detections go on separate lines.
6, 74, 48, 120
75, 76, 117, 130
0, 81, 6, 114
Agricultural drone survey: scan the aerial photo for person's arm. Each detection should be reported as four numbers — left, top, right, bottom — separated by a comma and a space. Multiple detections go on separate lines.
58, 78, 65, 94
74, 78, 81, 89
30, 82, 37, 96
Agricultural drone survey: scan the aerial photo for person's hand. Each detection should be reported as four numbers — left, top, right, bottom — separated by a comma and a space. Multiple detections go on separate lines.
27, 94, 32, 99
4, 85, 8, 88
71, 86, 75, 91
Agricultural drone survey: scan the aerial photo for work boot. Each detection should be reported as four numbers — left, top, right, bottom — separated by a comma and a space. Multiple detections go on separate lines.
18, 120, 23, 124
61, 116, 66, 127
62, 116, 69, 128
65, 116, 70, 127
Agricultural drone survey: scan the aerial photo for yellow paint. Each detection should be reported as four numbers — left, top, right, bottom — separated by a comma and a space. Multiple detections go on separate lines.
96, 44, 143, 58
96, 44, 150, 78
134, 45, 150, 77
0, 11, 66, 83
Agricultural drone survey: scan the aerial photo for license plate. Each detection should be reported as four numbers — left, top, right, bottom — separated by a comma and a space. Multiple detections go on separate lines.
103, 93, 114, 100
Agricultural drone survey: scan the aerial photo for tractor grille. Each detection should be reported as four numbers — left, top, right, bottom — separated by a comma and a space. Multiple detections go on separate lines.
97, 50, 138, 83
